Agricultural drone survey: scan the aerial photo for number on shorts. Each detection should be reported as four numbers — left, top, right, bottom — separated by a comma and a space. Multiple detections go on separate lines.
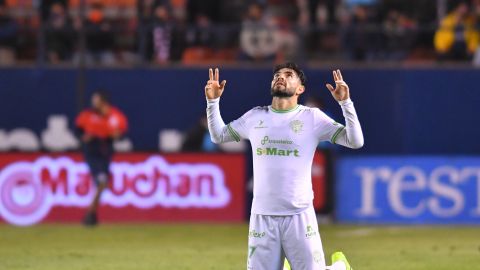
248, 246, 257, 258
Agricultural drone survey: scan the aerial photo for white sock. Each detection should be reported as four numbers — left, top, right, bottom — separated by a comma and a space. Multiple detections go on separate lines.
330, 261, 347, 270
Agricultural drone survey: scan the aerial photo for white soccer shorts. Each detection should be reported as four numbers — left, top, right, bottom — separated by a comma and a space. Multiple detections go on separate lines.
247, 207, 326, 270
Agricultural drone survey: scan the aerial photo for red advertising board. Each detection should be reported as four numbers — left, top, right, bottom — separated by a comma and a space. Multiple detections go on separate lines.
312, 151, 327, 211
0, 153, 245, 226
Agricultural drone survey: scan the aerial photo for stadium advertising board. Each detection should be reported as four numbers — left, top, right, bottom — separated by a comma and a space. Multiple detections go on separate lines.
0, 153, 245, 226
312, 151, 328, 212
337, 157, 480, 224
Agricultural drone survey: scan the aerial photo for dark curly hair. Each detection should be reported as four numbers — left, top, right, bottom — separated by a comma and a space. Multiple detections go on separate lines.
92, 90, 110, 104
273, 62, 306, 86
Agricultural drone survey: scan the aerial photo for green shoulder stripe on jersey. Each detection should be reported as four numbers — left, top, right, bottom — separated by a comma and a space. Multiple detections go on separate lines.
270, 105, 300, 113
331, 126, 345, 144
227, 124, 241, 142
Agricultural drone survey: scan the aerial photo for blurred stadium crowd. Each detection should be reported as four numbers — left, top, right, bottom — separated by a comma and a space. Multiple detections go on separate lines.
0, 0, 480, 66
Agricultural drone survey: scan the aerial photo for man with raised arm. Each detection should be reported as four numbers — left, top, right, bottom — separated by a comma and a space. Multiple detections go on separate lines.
205, 63, 363, 270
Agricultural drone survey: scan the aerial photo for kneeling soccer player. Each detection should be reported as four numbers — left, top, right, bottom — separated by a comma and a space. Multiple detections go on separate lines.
204, 63, 363, 270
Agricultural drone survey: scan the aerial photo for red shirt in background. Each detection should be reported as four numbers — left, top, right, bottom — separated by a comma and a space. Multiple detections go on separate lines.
75, 106, 128, 139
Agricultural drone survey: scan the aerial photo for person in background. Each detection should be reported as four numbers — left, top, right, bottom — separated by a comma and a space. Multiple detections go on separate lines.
382, 9, 417, 61
0, 2, 17, 65
40, 0, 68, 21
184, 0, 218, 52
434, 1, 479, 61
472, 0, 480, 66
239, 3, 277, 61
342, 5, 375, 61
181, 115, 218, 152
74, 2, 117, 65
76, 91, 128, 226
186, 0, 220, 24
45, 3, 74, 63
151, 4, 173, 64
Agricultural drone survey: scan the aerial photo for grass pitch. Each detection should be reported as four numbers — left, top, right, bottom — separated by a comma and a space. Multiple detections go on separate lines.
0, 224, 479, 270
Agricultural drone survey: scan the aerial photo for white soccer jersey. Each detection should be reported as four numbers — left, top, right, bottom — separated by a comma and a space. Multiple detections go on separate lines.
229, 105, 343, 215
206, 98, 363, 216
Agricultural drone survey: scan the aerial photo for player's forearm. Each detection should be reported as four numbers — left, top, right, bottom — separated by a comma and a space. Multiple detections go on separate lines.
206, 98, 236, 144
335, 98, 364, 149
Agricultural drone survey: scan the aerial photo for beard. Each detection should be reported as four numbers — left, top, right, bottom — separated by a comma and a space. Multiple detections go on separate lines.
271, 85, 295, 98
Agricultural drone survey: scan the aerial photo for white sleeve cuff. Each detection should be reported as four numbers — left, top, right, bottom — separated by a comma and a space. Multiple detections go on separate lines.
207, 97, 220, 103
338, 98, 353, 106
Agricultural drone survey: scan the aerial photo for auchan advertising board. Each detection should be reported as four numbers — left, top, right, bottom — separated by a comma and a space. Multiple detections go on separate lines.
0, 153, 246, 226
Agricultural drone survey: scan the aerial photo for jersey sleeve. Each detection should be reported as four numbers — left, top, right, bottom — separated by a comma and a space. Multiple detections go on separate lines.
111, 109, 128, 134
75, 110, 89, 130
227, 109, 255, 142
313, 108, 345, 143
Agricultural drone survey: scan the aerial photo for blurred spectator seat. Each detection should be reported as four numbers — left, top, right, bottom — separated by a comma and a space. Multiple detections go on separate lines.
181, 47, 214, 64
6, 0, 33, 8
213, 48, 238, 62
5, 0, 34, 19
69, 0, 135, 8
69, 0, 136, 19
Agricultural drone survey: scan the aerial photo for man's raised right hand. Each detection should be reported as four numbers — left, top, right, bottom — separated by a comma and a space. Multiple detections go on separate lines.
205, 68, 227, 100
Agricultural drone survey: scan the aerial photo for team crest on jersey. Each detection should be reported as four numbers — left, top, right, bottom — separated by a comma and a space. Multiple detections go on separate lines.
290, 120, 303, 134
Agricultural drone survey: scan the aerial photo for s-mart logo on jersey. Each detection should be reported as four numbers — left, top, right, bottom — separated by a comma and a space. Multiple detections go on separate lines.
256, 147, 300, 157
0, 156, 231, 226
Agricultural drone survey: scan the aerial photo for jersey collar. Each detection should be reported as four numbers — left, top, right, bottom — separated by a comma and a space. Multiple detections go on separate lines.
269, 105, 300, 113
